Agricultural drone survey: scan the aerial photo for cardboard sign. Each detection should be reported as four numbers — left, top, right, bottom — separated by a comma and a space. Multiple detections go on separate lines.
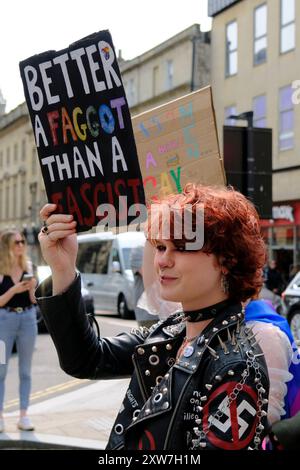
19, 30, 145, 232
132, 86, 225, 203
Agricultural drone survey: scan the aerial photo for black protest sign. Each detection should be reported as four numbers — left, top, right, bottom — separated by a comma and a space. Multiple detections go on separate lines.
19, 30, 145, 232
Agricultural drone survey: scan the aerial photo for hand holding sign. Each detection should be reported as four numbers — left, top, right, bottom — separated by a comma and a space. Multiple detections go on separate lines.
20, 30, 145, 232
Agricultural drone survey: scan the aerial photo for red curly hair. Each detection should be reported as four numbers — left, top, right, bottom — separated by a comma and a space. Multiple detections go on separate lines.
147, 183, 266, 303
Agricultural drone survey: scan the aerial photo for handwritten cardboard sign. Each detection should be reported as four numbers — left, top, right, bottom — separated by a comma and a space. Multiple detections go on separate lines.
19, 30, 145, 232
132, 86, 225, 203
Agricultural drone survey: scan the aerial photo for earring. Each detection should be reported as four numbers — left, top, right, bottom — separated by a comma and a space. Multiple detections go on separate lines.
221, 273, 229, 294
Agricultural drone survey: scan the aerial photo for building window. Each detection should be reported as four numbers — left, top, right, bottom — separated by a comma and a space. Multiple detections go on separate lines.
279, 85, 294, 151
224, 105, 237, 125
253, 95, 266, 127
21, 138, 26, 161
0, 150, 2, 168
13, 177, 17, 218
280, 0, 295, 53
32, 148, 37, 175
21, 177, 26, 218
5, 185, 9, 220
226, 21, 238, 76
153, 66, 159, 96
6, 147, 10, 166
0, 185, 2, 220
254, 4, 267, 65
14, 143, 18, 163
166, 60, 174, 90
126, 78, 136, 107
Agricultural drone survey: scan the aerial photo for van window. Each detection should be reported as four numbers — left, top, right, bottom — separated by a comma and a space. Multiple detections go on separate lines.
77, 241, 112, 274
122, 248, 133, 270
111, 248, 120, 263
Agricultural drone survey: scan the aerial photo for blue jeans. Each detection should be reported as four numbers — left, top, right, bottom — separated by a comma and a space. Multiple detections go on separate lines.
0, 306, 37, 411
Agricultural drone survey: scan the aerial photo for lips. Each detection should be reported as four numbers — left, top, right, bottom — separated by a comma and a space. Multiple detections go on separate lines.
159, 275, 178, 284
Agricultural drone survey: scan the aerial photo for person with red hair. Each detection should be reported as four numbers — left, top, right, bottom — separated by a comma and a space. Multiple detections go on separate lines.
36, 183, 272, 450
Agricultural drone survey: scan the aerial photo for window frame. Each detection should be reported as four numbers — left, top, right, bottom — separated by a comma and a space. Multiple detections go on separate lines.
280, 0, 295, 54
253, 3, 267, 66
225, 20, 238, 77
279, 84, 294, 151
253, 94, 267, 128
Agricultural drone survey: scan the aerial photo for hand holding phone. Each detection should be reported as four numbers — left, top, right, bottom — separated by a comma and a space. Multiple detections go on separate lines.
22, 273, 34, 281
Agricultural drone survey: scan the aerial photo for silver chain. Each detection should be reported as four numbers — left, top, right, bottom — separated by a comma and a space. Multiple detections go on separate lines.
191, 350, 267, 450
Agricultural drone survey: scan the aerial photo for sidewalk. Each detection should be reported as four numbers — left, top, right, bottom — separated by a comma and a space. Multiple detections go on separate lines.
0, 378, 129, 449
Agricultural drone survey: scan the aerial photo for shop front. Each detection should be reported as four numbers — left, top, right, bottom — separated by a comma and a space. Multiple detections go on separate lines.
260, 202, 300, 283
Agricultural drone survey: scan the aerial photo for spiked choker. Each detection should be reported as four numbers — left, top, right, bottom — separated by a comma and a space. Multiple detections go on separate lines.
182, 299, 231, 322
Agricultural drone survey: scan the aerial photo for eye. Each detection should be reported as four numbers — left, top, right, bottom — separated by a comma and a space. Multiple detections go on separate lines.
156, 245, 166, 252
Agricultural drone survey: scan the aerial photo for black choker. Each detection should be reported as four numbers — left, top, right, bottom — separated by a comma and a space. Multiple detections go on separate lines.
182, 299, 231, 322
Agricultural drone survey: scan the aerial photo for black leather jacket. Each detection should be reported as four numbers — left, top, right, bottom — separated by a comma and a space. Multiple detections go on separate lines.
36, 275, 270, 450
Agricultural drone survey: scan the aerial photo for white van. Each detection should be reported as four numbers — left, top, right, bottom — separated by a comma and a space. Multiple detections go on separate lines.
77, 231, 146, 318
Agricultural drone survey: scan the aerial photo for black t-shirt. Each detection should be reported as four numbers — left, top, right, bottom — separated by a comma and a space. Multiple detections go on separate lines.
0, 272, 32, 308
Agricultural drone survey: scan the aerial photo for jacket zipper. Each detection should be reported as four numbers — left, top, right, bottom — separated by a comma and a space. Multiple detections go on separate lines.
163, 372, 193, 449
132, 354, 148, 402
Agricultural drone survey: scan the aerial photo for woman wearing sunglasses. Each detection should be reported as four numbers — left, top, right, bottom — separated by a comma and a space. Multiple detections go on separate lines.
0, 230, 37, 432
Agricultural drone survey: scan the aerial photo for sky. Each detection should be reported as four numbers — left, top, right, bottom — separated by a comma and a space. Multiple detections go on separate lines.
0, 0, 211, 113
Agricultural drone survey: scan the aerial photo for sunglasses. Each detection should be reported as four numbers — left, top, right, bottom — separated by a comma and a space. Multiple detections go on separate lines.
14, 240, 25, 245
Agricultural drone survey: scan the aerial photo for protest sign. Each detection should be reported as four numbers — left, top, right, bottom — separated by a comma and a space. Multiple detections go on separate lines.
19, 30, 145, 232
132, 86, 225, 203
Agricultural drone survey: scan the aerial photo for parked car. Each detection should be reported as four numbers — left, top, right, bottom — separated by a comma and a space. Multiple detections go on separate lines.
36, 265, 95, 333
77, 231, 146, 319
281, 271, 300, 345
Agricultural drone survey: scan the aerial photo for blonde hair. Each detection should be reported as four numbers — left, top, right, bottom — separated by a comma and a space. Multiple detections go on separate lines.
0, 230, 29, 276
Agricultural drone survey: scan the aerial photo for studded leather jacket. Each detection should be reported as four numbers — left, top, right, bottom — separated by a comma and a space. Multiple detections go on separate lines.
36, 275, 270, 451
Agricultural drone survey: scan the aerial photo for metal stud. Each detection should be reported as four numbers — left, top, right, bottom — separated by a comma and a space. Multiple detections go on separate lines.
114, 424, 124, 435
199, 442, 207, 448
217, 335, 229, 354
260, 410, 267, 417
215, 375, 222, 381
164, 373, 170, 379
259, 387, 266, 394
166, 344, 172, 351
196, 406, 203, 412
137, 347, 145, 355
207, 346, 219, 360
156, 376, 163, 385
149, 354, 160, 366
197, 351, 202, 357
231, 332, 237, 346
227, 328, 232, 342
145, 370, 151, 376
205, 383, 213, 391
133, 409, 141, 419
230, 316, 237, 321
162, 401, 169, 410
153, 393, 163, 403
197, 335, 205, 346
192, 365, 197, 370
145, 408, 151, 415
222, 320, 228, 326
162, 387, 168, 394
228, 370, 234, 376
262, 398, 268, 404
152, 346, 157, 352
193, 427, 201, 437
213, 327, 219, 333
195, 418, 202, 425
200, 395, 207, 401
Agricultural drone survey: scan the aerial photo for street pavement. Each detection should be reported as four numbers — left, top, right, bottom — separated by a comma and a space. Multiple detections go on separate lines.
0, 314, 135, 449
0, 377, 130, 449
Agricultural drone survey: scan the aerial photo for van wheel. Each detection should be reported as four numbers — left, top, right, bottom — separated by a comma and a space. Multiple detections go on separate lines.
288, 309, 300, 346
118, 295, 132, 320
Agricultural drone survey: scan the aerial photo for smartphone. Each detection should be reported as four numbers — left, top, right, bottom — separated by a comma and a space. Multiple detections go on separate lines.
22, 273, 34, 281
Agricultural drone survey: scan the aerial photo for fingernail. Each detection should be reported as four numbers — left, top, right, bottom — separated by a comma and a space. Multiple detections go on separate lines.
68, 215, 73, 220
